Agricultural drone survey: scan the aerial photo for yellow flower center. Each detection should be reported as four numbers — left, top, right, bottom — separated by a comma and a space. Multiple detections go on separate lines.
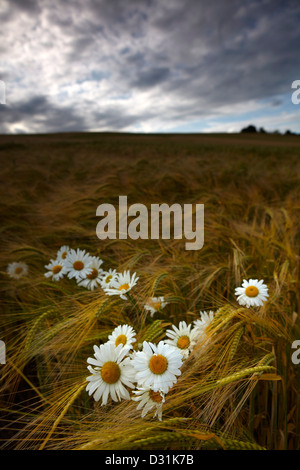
101, 361, 121, 384
105, 275, 112, 283
118, 283, 130, 291
52, 265, 62, 275
150, 390, 163, 403
115, 334, 127, 346
177, 335, 190, 349
87, 268, 98, 280
147, 298, 161, 310
245, 285, 259, 297
61, 251, 68, 259
149, 354, 168, 375
15, 267, 23, 274
73, 261, 84, 271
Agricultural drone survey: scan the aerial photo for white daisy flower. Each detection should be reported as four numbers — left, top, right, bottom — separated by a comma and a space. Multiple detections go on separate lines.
99, 269, 118, 289
165, 321, 198, 359
103, 270, 139, 300
86, 342, 136, 405
132, 387, 165, 421
7, 262, 28, 279
107, 324, 137, 349
144, 297, 168, 317
77, 256, 104, 291
235, 279, 269, 308
44, 258, 68, 281
193, 310, 214, 337
131, 341, 183, 394
56, 245, 70, 261
64, 248, 93, 281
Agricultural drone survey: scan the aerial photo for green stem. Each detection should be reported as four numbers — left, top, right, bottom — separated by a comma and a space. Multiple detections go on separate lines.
126, 292, 144, 327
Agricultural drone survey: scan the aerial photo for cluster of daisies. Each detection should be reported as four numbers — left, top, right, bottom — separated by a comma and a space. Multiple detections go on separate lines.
5, 254, 270, 420
6, 247, 269, 311
85, 278, 270, 420
5, 248, 170, 313
43, 245, 140, 295
86, 313, 214, 421
45, 247, 172, 314
44, 245, 105, 291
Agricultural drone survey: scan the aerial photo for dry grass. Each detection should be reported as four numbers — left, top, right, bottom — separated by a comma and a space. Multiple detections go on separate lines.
0, 132, 299, 450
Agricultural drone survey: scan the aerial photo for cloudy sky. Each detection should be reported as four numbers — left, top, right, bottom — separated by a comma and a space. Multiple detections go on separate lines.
0, 0, 299, 134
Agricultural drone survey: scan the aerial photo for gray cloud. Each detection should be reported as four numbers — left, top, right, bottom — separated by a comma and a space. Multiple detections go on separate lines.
131, 67, 171, 90
0, 0, 299, 133
0, 95, 88, 133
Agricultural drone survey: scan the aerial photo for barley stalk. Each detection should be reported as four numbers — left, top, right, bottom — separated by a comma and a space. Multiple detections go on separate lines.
216, 365, 276, 387
228, 325, 245, 361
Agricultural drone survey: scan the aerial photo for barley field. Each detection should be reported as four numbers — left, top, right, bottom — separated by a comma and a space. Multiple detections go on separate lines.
0, 132, 299, 451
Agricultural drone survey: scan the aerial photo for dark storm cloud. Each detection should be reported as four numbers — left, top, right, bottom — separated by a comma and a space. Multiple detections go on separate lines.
0, 93, 146, 134
0, 0, 41, 24
122, 0, 300, 101
0, 95, 88, 133
1, 0, 300, 133
131, 67, 171, 90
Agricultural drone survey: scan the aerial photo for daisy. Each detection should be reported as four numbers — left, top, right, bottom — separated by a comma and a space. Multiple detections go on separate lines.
7, 262, 28, 279
44, 258, 68, 281
103, 270, 139, 300
77, 256, 104, 291
165, 321, 198, 359
132, 387, 165, 421
64, 248, 93, 281
235, 279, 269, 308
193, 310, 214, 337
86, 342, 136, 405
107, 324, 137, 349
56, 245, 70, 261
131, 341, 183, 394
144, 297, 168, 317
99, 269, 118, 289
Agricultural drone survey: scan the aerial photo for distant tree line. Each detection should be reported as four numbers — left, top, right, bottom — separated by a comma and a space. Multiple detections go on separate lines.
241, 124, 298, 135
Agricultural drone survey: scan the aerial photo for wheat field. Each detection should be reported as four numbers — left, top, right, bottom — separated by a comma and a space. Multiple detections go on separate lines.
0, 132, 299, 450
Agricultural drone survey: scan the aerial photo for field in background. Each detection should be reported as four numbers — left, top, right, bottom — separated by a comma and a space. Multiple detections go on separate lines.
0, 132, 300, 450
